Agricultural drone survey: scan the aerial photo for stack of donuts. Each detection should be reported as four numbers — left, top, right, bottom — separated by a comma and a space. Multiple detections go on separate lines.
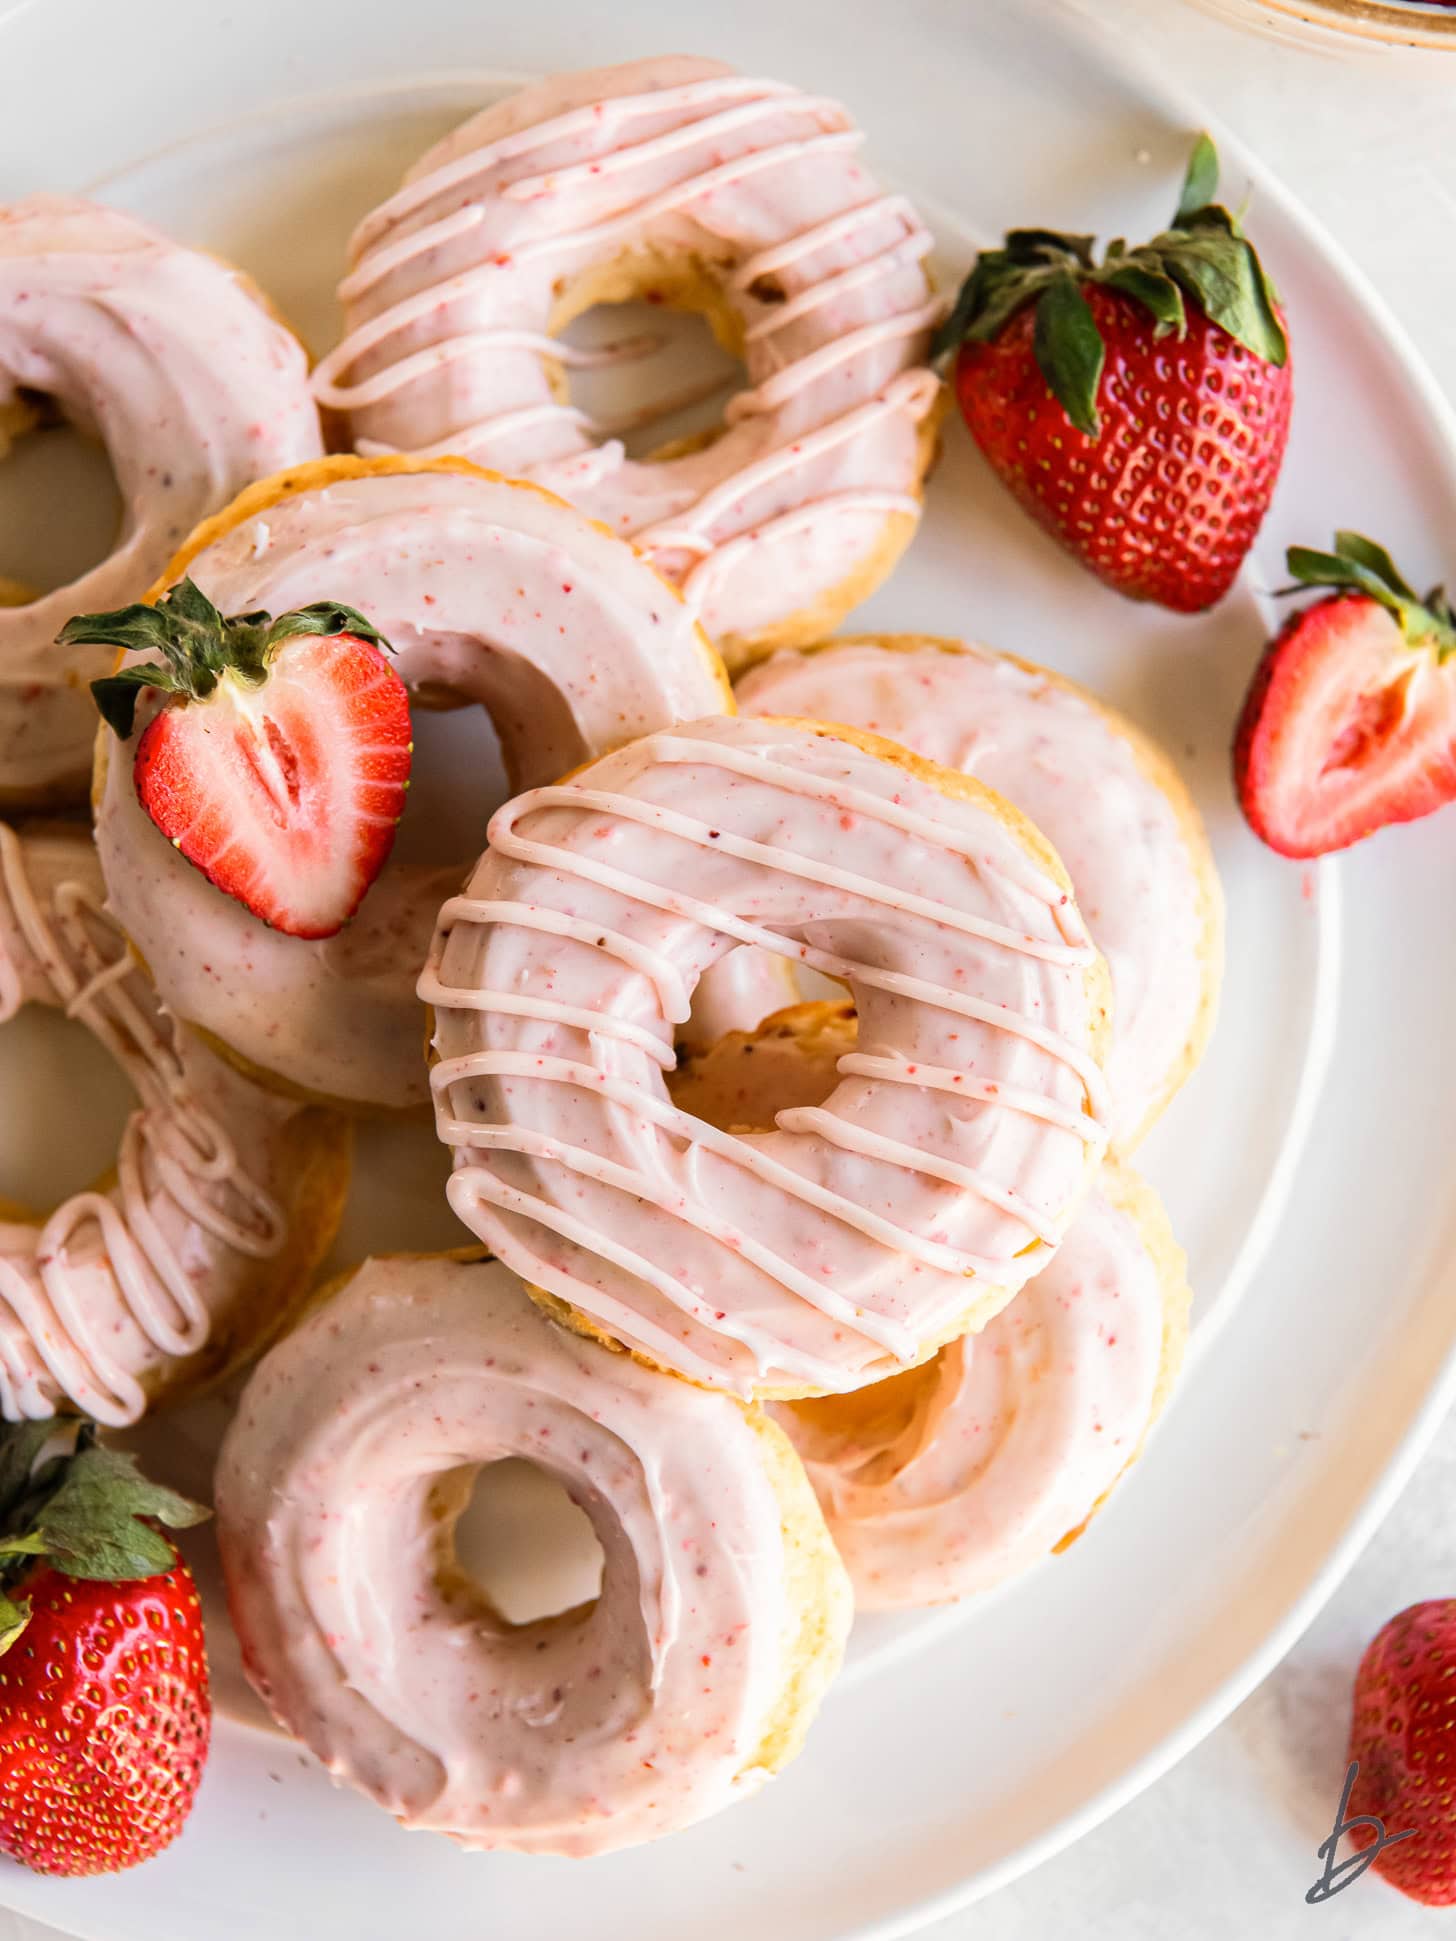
0, 55, 1221, 1860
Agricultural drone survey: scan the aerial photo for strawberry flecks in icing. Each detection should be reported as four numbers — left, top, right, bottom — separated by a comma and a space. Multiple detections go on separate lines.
0, 821, 306, 1426
422, 715, 1111, 1396
316, 58, 942, 651
703, 640, 1221, 1147
778, 1169, 1175, 1607
672, 1004, 1185, 1602
0, 196, 322, 799
94, 464, 728, 1109
215, 1252, 851, 1856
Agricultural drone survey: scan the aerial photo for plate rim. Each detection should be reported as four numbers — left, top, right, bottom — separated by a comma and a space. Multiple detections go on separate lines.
0, 4, 1453, 1935
847, 13, 1456, 1928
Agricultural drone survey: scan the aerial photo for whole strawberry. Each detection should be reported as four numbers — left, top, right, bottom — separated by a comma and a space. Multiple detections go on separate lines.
1346, 1599, 1456, 1904
67, 578, 412, 939
936, 135, 1292, 612
1235, 533, 1456, 856
0, 1421, 211, 1877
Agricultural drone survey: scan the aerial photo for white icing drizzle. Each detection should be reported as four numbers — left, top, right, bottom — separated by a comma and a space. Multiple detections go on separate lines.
349, 74, 803, 257
500, 94, 854, 203
323, 60, 942, 648
424, 720, 1111, 1394
94, 463, 730, 1113
733, 639, 1223, 1145
0, 824, 284, 1426
637, 370, 943, 586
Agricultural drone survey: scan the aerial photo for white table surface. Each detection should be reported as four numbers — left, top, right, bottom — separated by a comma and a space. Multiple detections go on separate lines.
5, 5, 1455, 1936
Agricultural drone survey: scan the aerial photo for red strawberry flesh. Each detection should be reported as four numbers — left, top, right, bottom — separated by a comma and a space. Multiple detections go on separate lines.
1234, 594, 1456, 858
134, 628, 412, 938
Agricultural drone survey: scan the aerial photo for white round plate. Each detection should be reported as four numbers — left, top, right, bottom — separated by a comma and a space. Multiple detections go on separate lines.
1, 1, 1454, 1936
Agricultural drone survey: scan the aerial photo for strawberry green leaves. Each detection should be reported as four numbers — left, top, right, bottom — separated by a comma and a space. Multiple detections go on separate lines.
935, 132, 1287, 439
68, 577, 390, 740
0, 1593, 31, 1656
1286, 532, 1456, 661
0, 1421, 208, 1654
1143, 201, 1287, 371
1102, 258, 1185, 334
931, 231, 1092, 364
1175, 131, 1220, 224
34, 1443, 207, 1582
1032, 278, 1105, 438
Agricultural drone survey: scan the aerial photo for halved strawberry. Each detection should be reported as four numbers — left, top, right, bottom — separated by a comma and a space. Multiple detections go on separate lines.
1234, 533, 1456, 858
69, 578, 412, 938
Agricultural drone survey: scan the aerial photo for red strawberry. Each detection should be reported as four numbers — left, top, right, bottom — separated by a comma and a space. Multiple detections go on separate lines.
936, 134, 1292, 612
1346, 1599, 1456, 1905
0, 1422, 211, 1877
68, 578, 412, 938
1234, 532, 1456, 857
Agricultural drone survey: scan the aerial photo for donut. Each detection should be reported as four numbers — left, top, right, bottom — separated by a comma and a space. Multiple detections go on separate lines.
699, 636, 1223, 1147
0, 196, 323, 806
422, 712, 1112, 1397
0, 820, 349, 1426
314, 57, 944, 670
215, 1249, 851, 1856
673, 1000, 1189, 1605
92, 454, 730, 1112
787, 1167, 1187, 1606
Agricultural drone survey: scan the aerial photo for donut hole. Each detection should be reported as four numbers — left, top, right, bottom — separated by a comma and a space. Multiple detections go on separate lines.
781, 1352, 946, 1481
388, 705, 509, 867
0, 392, 122, 600
0, 1003, 134, 1211
447, 1457, 604, 1626
550, 257, 747, 465
391, 665, 599, 867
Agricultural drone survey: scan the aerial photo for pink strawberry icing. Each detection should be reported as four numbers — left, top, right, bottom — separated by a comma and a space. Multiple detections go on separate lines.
676, 1004, 1183, 1604
0, 821, 334, 1425
93, 464, 729, 1109
422, 714, 1111, 1395
780, 1167, 1178, 1605
0, 196, 322, 799
702, 639, 1221, 1146
215, 1250, 851, 1855
315, 58, 942, 652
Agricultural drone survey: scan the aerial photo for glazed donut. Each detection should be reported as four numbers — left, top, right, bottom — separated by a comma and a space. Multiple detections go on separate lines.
422, 713, 1112, 1398
697, 636, 1222, 1147
0, 821, 349, 1427
93, 454, 729, 1111
673, 1001, 1189, 1605
315, 57, 943, 670
0, 196, 323, 805
215, 1250, 851, 1856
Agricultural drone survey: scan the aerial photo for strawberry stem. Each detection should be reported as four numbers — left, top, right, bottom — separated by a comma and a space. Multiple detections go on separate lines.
0, 1421, 208, 1653
67, 579, 391, 739
1285, 533, 1456, 661
933, 132, 1288, 438
1175, 132, 1220, 224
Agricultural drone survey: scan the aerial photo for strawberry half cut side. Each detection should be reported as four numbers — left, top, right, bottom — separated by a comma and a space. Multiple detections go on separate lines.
1234, 532, 1456, 858
68, 579, 412, 939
